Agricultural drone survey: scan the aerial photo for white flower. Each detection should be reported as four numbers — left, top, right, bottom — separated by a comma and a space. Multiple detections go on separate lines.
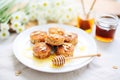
0, 30, 10, 40
49, 7, 64, 21
37, 0, 50, 8
29, 2, 37, 10
28, 8, 37, 14
58, 17, 66, 23
40, 1, 50, 9
66, 6, 74, 12
64, 5, 79, 18
37, 2, 43, 10
27, 0, 80, 24
21, 15, 29, 24
0, 23, 9, 31
64, 13, 72, 21
53, 0, 62, 7
61, 0, 66, 3
11, 11, 25, 23
37, 8, 52, 20
11, 21, 21, 31
28, 13, 37, 21
58, 12, 72, 23
46, 9, 52, 19
16, 26, 25, 33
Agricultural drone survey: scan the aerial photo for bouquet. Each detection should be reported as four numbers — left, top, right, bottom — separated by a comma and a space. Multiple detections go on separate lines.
0, 0, 81, 40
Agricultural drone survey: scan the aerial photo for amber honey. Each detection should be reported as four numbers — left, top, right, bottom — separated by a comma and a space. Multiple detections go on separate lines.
95, 25, 116, 42
77, 17, 94, 33
95, 14, 119, 42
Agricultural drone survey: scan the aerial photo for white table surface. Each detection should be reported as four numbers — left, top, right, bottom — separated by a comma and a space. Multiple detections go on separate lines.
0, 24, 120, 80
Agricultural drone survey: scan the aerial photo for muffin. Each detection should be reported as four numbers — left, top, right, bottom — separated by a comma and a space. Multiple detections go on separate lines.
56, 43, 74, 57
30, 31, 47, 44
33, 42, 51, 59
64, 32, 78, 45
46, 34, 65, 46
48, 27, 65, 35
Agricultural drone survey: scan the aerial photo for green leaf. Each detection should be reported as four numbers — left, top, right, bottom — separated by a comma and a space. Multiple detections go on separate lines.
0, 0, 16, 23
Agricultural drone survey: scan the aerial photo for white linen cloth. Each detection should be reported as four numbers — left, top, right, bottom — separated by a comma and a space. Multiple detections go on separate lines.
0, 25, 120, 80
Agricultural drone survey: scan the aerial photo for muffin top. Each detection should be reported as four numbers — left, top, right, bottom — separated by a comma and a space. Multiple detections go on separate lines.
33, 42, 50, 53
48, 27, 65, 35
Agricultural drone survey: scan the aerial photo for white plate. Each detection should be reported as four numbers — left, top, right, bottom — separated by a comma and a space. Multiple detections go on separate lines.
13, 24, 97, 73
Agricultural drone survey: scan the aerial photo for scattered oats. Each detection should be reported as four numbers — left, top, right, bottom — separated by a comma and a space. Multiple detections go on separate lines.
15, 70, 21, 76
112, 66, 118, 69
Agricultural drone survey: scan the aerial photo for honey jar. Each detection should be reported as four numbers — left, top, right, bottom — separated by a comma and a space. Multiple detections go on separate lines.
95, 14, 119, 42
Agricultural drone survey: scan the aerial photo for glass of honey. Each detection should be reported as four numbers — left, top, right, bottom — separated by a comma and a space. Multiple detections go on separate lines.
95, 14, 119, 42
77, 13, 94, 33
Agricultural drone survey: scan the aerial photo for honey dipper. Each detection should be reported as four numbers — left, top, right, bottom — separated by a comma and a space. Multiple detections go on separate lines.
52, 53, 101, 66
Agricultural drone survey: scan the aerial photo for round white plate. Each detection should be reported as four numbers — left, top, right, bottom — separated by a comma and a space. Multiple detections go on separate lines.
13, 24, 97, 73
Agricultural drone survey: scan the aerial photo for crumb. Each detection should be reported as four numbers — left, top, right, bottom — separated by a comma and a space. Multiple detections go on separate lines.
112, 66, 118, 69
15, 70, 21, 76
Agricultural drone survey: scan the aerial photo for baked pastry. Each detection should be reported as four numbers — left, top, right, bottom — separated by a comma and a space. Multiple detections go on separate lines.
64, 32, 78, 45
33, 42, 51, 59
46, 34, 65, 46
48, 27, 65, 35
30, 31, 47, 44
56, 43, 74, 57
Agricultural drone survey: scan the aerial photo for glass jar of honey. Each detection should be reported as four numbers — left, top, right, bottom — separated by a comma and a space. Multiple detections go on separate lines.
95, 14, 119, 42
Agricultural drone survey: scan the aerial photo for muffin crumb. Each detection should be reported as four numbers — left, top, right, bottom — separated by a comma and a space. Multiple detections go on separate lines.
15, 70, 21, 76
112, 65, 118, 69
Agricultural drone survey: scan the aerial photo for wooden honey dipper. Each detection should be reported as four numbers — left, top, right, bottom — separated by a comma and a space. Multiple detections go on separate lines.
52, 53, 101, 66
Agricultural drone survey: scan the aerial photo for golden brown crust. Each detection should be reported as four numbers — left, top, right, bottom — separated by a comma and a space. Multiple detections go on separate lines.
56, 43, 74, 57
46, 34, 65, 46
30, 27, 78, 59
64, 32, 78, 45
30, 31, 47, 44
33, 42, 51, 59
48, 27, 65, 35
